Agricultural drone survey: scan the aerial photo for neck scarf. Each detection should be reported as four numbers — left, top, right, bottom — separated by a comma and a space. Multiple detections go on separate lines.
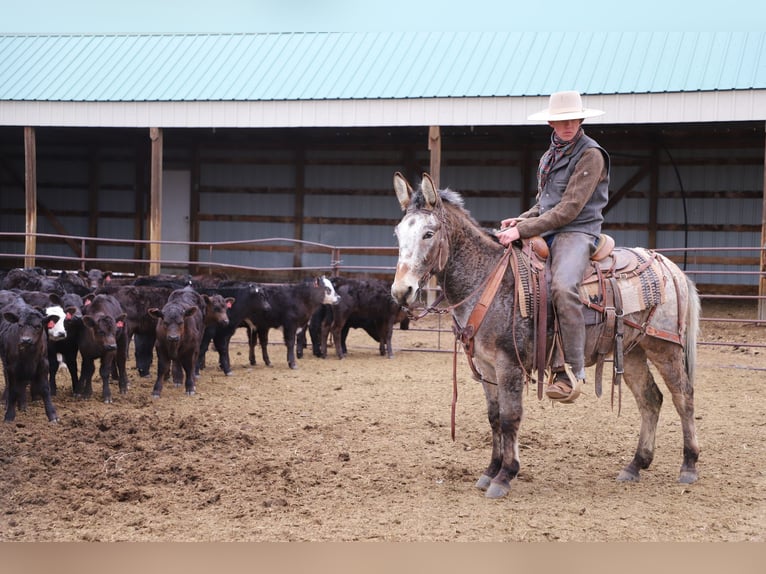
537, 128, 584, 190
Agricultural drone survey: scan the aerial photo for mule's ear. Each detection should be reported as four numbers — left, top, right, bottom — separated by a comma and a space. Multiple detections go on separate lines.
421, 173, 440, 209
393, 172, 412, 211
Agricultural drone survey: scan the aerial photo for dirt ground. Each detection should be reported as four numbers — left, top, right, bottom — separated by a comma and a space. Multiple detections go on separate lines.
1, 300, 764, 542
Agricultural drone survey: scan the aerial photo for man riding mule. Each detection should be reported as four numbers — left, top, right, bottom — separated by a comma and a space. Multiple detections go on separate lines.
496, 90, 608, 403
391, 172, 700, 498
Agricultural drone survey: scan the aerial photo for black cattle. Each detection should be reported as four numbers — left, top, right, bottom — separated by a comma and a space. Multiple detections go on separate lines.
148, 287, 205, 397
0, 267, 64, 296
97, 284, 173, 377
0, 298, 60, 422
77, 293, 128, 403
245, 276, 340, 370
313, 278, 409, 359
54, 270, 91, 296
196, 282, 270, 375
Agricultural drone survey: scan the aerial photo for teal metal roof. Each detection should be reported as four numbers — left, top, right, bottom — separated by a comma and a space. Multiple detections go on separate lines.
1, 31, 764, 102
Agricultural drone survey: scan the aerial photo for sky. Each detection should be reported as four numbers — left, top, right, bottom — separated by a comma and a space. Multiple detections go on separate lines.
2, 0, 764, 33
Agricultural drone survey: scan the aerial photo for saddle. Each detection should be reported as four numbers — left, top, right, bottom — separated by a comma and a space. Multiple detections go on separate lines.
518, 234, 667, 401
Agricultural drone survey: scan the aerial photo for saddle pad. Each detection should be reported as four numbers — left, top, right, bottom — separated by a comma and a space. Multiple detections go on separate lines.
578, 248, 665, 316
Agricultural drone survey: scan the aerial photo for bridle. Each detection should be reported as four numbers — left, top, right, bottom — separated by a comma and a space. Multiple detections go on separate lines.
397, 210, 517, 439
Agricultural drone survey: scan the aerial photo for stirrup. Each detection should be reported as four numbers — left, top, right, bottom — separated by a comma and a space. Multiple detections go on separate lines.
547, 364, 583, 404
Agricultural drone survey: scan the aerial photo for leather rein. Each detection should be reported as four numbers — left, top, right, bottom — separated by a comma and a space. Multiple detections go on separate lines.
402, 235, 519, 440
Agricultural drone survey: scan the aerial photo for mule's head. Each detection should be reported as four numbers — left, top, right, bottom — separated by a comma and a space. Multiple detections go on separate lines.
391, 172, 449, 307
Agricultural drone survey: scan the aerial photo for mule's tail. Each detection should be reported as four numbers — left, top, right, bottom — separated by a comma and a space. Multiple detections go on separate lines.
684, 276, 701, 385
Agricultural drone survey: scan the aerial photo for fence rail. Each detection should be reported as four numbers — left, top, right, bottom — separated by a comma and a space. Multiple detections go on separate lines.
1, 231, 764, 349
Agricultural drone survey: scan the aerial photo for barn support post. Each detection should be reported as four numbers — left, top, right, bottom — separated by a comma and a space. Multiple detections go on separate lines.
427, 126, 442, 306
648, 144, 659, 249
87, 144, 100, 261
189, 142, 201, 272
292, 146, 306, 276
759, 123, 766, 322
24, 126, 37, 269
428, 126, 441, 189
149, 127, 163, 276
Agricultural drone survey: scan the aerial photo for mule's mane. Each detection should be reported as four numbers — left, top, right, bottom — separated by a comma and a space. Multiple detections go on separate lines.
423, 187, 502, 245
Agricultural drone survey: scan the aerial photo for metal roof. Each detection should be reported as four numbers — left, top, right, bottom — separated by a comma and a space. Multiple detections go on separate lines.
1, 31, 765, 102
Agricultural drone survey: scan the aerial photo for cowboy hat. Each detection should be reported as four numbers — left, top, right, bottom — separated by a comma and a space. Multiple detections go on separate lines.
528, 90, 605, 121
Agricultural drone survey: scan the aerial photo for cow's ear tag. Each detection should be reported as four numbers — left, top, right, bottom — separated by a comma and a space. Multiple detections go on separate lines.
226, 301, 232, 309
116, 320, 124, 328
47, 320, 55, 329
66, 312, 73, 320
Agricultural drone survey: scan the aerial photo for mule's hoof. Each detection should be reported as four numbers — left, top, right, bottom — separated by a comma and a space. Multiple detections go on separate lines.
485, 481, 510, 499
679, 471, 698, 484
475, 474, 492, 491
616, 469, 640, 482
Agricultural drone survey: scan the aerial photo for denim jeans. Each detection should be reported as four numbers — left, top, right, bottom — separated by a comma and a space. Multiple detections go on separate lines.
548, 231, 596, 380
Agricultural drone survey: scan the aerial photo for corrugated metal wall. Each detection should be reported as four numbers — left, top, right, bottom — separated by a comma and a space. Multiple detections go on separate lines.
0, 125, 762, 288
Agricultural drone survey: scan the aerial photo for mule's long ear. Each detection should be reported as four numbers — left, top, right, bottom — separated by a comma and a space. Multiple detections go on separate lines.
421, 173, 440, 210
393, 172, 413, 211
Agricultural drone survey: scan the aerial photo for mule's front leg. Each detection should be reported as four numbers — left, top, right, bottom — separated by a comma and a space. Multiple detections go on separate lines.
476, 381, 502, 492
485, 381, 523, 499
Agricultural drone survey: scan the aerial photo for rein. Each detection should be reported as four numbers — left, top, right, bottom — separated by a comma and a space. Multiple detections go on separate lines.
404, 243, 514, 441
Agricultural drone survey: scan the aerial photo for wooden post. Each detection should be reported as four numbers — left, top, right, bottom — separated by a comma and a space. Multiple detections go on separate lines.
428, 126, 441, 189
427, 126, 442, 306
292, 147, 306, 275
149, 127, 163, 276
759, 123, 766, 322
24, 127, 37, 269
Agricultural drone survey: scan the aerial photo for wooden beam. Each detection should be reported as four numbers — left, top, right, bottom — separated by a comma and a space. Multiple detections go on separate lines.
87, 146, 99, 260
149, 127, 163, 276
428, 126, 441, 189
603, 163, 651, 216
189, 143, 201, 268
292, 147, 306, 273
648, 146, 659, 249
24, 127, 37, 268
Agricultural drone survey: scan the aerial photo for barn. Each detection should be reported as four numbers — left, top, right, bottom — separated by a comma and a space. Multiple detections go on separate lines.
0, 31, 764, 305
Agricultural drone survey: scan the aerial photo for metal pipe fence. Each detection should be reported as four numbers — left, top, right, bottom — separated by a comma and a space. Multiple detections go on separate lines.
1, 232, 764, 351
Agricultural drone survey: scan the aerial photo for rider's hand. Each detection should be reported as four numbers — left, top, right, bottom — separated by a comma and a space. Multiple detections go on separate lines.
500, 217, 521, 229
496, 225, 520, 247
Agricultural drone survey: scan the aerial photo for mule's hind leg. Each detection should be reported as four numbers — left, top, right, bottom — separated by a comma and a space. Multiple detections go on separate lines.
617, 347, 663, 482
645, 340, 699, 483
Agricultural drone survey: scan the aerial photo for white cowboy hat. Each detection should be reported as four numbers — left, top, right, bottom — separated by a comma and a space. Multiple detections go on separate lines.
528, 90, 605, 121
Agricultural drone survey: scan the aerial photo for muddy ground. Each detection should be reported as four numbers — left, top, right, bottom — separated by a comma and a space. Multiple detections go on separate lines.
1, 301, 764, 542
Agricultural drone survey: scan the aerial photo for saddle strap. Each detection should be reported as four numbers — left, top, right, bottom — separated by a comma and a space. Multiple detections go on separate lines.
592, 265, 612, 398
456, 247, 513, 387
520, 241, 548, 399
462, 247, 512, 345
610, 276, 625, 415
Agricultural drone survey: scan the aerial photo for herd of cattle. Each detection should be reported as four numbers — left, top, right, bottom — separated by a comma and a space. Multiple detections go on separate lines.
0, 267, 410, 423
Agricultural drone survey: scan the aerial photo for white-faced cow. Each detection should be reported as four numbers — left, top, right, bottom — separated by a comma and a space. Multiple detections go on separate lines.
46, 293, 84, 396
245, 276, 340, 370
